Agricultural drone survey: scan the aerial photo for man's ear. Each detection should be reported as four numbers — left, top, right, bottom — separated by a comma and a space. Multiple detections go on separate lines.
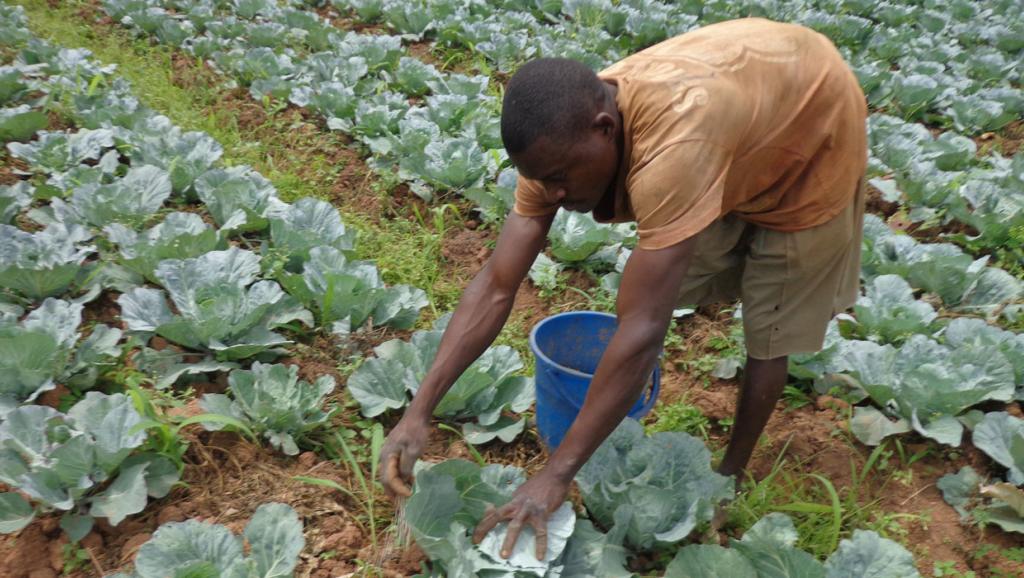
593, 111, 616, 138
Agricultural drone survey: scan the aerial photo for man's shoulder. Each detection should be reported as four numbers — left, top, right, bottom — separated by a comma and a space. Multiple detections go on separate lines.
600, 17, 829, 79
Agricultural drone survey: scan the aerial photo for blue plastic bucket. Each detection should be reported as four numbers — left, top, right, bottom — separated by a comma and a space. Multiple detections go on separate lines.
529, 311, 660, 449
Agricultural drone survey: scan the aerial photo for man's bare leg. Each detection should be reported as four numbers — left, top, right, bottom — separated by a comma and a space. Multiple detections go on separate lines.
717, 354, 789, 479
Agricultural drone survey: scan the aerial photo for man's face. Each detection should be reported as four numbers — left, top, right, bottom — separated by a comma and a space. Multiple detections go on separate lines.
510, 126, 619, 214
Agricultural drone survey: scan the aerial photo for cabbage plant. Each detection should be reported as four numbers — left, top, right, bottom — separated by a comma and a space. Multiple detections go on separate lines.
0, 181, 32, 224
0, 66, 31, 106
528, 252, 564, 294
122, 115, 224, 195
198, 363, 336, 455
104, 211, 225, 284
576, 419, 734, 550
0, 104, 46, 143
118, 247, 313, 361
973, 412, 1024, 486
68, 77, 151, 130
193, 165, 286, 232
0, 298, 122, 413
405, 459, 631, 577
850, 275, 937, 343
48, 164, 173, 229
943, 318, 1024, 399
938, 466, 1024, 535
0, 393, 178, 541
266, 197, 356, 271
6, 128, 115, 174
105, 502, 304, 578
278, 245, 427, 336
814, 334, 1017, 446
861, 214, 1022, 316
0, 222, 95, 302
347, 318, 533, 444
129, 346, 239, 391
665, 513, 920, 578
548, 209, 636, 264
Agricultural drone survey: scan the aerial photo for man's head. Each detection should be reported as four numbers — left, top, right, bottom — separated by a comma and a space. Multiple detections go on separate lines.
501, 58, 621, 213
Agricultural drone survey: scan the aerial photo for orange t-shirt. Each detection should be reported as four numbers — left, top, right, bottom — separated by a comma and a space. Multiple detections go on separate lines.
513, 18, 868, 250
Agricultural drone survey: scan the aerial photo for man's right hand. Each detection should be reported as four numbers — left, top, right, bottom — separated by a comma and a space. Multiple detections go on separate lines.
378, 415, 431, 498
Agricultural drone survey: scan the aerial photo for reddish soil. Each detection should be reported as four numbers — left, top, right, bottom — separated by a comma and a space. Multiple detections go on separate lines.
80, 292, 124, 330
217, 88, 269, 132
440, 227, 491, 278
1000, 120, 1024, 156
406, 42, 442, 68
0, 159, 28, 185
279, 334, 349, 386
0, 167, 16, 186
976, 120, 1024, 158
327, 146, 382, 218
864, 180, 901, 221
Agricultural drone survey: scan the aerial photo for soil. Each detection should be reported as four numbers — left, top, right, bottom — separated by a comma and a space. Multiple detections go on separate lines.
406, 42, 443, 68
864, 180, 901, 221
975, 120, 1024, 158
0, 159, 29, 185
80, 292, 124, 330
327, 146, 381, 218
999, 121, 1024, 156
440, 227, 491, 277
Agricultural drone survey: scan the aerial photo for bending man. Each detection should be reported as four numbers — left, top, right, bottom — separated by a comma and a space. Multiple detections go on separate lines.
379, 17, 867, 560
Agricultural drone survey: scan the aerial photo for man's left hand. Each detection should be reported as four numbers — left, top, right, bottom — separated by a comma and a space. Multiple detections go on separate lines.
471, 470, 570, 561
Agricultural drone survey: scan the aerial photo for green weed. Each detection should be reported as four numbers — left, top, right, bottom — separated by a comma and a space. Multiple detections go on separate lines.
782, 384, 814, 410
729, 442, 926, 560
645, 396, 711, 439
62, 543, 92, 574
300, 420, 386, 552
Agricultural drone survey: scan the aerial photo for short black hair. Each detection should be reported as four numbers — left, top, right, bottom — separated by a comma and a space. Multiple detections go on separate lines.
501, 58, 607, 155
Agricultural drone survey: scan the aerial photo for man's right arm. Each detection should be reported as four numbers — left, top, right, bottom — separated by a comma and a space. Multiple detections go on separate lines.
380, 210, 555, 496
406, 210, 553, 418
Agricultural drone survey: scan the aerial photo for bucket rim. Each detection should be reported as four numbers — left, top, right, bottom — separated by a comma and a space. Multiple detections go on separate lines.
528, 310, 617, 380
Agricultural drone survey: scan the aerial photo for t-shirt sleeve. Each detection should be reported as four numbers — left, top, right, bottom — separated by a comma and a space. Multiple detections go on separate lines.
629, 140, 731, 250
512, 175, 560, 218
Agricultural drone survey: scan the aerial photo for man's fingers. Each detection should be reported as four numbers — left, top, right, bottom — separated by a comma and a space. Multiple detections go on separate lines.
500, 513, 528, 559
398, 443, 417, 479
384, 453, 412, 498
472, 505, 506, 544
531, 516, 548, 561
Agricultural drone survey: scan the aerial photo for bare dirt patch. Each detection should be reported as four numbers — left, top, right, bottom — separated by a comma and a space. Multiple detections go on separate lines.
407, 42, 443, 67
864, 180, 901, 221
440, 227, 492, 279
0, 159, 29, 185
81, 291, 124, 329
976, 120, 1024, 157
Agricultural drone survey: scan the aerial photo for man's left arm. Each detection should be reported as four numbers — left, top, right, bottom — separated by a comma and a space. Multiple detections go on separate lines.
473, 235, 698, 559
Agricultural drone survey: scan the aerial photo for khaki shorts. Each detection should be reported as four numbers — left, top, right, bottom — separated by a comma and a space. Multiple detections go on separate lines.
678, 180, 865, 360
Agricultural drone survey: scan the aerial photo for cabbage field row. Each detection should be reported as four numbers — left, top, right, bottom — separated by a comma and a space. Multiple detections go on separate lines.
1, 0, 1023, 576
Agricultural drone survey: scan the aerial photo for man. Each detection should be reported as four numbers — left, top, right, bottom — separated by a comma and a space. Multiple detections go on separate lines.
379, 17, 867, 561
